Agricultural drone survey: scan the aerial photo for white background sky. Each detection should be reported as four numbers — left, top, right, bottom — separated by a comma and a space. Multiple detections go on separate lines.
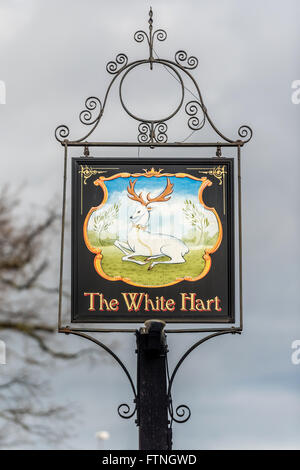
0, 0, 299, 450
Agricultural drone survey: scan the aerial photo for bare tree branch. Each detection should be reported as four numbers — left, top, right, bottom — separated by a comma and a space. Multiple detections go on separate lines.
0, 189, 91, 447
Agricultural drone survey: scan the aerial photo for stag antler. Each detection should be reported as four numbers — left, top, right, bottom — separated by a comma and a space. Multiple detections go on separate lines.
146, 177, 174, 205
127, 179, 147, 206
127, 177, 174, 207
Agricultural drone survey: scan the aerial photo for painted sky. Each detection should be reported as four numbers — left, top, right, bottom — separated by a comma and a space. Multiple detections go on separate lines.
88, 175, 218, 239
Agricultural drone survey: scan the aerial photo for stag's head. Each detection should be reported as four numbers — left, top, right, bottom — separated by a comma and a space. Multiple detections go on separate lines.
127, 177, 174, 226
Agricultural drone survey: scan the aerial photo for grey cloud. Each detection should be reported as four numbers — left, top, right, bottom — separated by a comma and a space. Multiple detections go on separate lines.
0, 0, 299, 449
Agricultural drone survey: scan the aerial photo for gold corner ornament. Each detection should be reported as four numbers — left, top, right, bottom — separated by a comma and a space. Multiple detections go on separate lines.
79, 165, 120, 215
79, 165, 107, 185
187, 165, 227, 214
196, 165, 227, 186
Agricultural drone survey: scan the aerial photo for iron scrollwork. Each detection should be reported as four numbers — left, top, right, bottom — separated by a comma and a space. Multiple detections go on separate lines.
175, 50, 198, 70
55, 124, 70, 142
185, 100, 206, 131
134, 6, 167, 66
138, 122, 168, 144
55, 96, 103, 143
166, 329, 241, 427
154, 122, 168, 143
169, 404, 191, 424
134, 28, 167, 47
55, 7, 252, 146
79, 96, 103, 125
238, 125, 253, 143
118, 403, 137, 420
59, 329, 138, 422
137, 122, 151, 143
106, 53, 128, 74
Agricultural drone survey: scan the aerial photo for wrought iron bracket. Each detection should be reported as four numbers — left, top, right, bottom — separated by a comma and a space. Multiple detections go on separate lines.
59, 327, 137, 420
55, 8, 252, 147
58, 325, 241, 435
54, 8, 252, 448
166, 328, 241, 425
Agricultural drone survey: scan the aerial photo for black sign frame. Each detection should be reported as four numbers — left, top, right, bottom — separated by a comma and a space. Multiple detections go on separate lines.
71, 157, 235, 324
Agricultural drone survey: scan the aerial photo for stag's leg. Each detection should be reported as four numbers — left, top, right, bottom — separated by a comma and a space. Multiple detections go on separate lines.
122, 253, 147, 265
115, 241, 148, 265
148, 244, 187, 270
114, 240, 132, 255
148, 257, 186, 270
148, 258, 186, 270
144, 254, 164, 261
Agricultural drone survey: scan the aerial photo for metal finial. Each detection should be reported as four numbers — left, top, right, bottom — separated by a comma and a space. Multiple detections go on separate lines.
148, 7, 153, 37
148, 7, 154, 70
148, 7, 153, 27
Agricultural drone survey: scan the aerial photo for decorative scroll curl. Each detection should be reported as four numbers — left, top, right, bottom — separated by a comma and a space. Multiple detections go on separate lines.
55, 97, 103, 143
79, 97, 103, 125
118, 402, 137, 420
55, 125, 70, 142
134, 29, 167, 46
185, 101, 206, 131
106, 53, 128, 74
154, 122, 168, 143
153, 29, 167, 43
59, 330, 137, 422
138, 122, 151, 143
175, 50, 198, 70
138, 122, 168, 143
169, 404, 191, 424
55, 8, 253, 146
134, 30, 149, 44
238, 125, 253, 143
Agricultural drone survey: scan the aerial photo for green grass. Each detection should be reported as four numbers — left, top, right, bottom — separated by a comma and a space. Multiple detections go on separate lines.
99, 245, 207, 286
87, 230, 116, 247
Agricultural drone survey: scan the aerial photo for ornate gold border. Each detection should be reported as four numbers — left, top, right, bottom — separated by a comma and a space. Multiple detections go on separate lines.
78, 165, 120, 215
83, 168, 223, 288
187, 165, 227, 215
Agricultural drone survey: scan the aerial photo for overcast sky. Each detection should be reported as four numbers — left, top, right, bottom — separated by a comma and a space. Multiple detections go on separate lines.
0, 0, 299, 449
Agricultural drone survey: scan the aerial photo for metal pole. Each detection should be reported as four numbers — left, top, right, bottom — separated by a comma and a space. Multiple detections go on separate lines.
136, 320, 171, 450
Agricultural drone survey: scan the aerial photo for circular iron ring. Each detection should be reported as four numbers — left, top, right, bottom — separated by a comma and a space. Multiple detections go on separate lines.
119, 60, 185, 124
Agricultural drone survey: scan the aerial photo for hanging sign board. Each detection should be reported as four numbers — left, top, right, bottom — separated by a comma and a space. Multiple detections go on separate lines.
72, 158, 234, 323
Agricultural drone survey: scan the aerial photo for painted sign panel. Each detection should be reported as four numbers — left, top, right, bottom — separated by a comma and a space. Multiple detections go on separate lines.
72, 158, 234, 323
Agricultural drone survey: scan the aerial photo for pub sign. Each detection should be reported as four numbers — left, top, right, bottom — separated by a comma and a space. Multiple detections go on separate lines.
72, 158, 234, 323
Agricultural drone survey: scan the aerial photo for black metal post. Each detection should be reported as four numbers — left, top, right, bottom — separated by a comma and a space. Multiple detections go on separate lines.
136, 320, 171, 450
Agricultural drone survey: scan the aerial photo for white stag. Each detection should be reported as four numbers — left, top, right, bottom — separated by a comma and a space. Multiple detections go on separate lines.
114, 178, 189, 270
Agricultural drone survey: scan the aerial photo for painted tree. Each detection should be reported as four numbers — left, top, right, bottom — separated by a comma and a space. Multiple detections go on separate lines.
92, 203, 119, 245
183, 199, 210, 246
